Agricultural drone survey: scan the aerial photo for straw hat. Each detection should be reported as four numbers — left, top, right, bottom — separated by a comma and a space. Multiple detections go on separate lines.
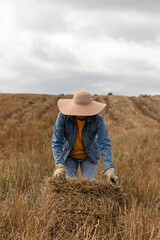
58, 90, 106, 116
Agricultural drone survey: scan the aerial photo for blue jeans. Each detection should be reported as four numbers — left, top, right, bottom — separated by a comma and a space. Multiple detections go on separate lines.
64, 157, 98, 179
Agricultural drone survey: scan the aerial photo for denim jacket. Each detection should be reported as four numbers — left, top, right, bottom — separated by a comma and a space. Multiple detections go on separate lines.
52, 112, 114, 171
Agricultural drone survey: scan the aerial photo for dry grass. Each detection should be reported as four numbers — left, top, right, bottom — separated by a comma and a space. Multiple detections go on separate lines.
0, 93, 160, 239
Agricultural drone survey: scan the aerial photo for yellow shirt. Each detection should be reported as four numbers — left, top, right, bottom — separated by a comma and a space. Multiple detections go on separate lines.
69, 117, 88, 159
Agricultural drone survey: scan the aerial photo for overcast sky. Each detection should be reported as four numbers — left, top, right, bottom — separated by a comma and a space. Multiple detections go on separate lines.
0, 0, 160, 96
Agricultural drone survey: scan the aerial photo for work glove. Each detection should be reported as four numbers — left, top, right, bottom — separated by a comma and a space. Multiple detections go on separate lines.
104, 168, 119, 187
53, 164, 66, 183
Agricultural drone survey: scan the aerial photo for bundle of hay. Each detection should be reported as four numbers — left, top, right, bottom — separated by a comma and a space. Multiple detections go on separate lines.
26, 177, 126, 240
46, 176, 125, 208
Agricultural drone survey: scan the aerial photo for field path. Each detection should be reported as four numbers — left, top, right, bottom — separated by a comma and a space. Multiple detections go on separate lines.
129, 96, 160, 123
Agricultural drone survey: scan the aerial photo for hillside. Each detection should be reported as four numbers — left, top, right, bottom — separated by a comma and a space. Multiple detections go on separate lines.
0, 93, 160, 239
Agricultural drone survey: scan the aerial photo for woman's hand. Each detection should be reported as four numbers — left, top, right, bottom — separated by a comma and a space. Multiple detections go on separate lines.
53, 164, 66, 183
104, 168, 119, 187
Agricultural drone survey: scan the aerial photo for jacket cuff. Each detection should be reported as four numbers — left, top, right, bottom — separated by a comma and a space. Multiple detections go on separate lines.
104, 162, 114, 171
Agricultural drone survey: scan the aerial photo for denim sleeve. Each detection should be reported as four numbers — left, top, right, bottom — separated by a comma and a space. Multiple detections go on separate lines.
96, 114, 114, 171
52, 112, 65, 165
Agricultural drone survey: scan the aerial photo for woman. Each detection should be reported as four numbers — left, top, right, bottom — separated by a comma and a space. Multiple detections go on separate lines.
52, 90, 118, 185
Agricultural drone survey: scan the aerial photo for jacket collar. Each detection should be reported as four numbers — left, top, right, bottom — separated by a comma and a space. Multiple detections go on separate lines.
69, 115, 95, 123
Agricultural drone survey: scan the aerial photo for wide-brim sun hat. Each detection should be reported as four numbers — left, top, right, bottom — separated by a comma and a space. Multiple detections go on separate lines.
58, 90, 106, 116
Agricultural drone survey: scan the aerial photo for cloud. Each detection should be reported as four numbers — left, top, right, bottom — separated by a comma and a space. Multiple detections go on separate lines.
1, 32, 160, 96
66, 10, 160, 43
0, 0, 160, 96
11, 0, 68, 33
52, 0, 160, 14
29, 38, 80, 68
1, 60, 159, 95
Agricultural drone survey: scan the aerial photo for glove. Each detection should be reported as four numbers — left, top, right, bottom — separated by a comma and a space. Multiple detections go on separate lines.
104, 168, 119, 186
53, 164, 66, 183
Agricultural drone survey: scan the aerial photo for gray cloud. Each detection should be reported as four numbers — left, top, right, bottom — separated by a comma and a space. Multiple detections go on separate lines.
3, 0, 160, 43
66, 10, 160, 43
97, 14, 159, 42
110, 57, 160, 73
52, 0, 160, 14
1, 62, 159, 96
29, 39, 80, 67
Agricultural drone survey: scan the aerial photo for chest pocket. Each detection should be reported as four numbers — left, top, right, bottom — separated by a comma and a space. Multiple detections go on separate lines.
65, 127, 73, 139
86, 130, 97, 140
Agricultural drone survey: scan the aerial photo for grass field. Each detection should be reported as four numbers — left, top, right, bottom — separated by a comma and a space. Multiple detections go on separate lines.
0, 93, 160, 239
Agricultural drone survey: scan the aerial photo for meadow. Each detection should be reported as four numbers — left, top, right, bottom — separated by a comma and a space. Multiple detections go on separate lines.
0, 93, 159, 239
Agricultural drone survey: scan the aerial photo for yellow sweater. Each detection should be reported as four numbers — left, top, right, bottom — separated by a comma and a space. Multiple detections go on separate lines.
69, 117, 88, 159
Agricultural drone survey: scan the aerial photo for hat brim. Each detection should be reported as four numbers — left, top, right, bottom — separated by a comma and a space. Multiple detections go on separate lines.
58, 99, 106, 116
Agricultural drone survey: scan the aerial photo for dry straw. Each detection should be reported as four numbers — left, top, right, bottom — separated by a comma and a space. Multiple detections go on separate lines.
35, 177, 126, 239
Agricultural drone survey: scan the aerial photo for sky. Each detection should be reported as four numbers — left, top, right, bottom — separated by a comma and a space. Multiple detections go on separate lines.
0, 0, 160, 96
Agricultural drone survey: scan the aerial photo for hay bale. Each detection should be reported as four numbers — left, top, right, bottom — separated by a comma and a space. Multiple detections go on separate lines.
25, 177, 126, 239
46, 177, 125, 207
37, 177, 126, 239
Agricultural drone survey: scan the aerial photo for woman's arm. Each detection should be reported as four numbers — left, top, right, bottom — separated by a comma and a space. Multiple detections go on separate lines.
96, 114, 114, 171
52, 112, 65, 165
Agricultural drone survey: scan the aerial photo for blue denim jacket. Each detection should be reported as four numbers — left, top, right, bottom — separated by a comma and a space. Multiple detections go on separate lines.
52, 112, 114, 171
